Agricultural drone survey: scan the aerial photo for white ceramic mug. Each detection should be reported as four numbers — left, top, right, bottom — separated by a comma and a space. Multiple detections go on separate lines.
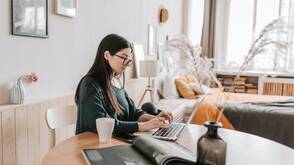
95, 118, 115, 143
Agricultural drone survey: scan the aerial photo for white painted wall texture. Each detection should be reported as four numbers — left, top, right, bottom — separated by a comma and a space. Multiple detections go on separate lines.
0, 0, 184, 104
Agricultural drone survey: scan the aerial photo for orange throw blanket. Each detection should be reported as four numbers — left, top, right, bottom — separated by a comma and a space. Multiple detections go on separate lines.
192, 90, 292, 130
192, 102, 235, 129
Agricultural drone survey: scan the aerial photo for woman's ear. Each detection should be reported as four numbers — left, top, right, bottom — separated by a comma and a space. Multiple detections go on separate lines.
104, 51, 111, 61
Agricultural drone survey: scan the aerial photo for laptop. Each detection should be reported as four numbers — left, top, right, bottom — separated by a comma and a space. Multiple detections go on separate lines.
135, 96, 205, 141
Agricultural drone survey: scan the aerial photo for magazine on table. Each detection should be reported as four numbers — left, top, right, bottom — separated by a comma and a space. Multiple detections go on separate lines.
81, 135, 196, 165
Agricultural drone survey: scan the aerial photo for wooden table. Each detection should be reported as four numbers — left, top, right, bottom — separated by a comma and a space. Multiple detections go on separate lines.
42, 124, 294, 165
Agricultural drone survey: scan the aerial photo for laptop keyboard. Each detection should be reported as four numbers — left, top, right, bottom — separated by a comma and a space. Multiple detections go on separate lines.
152, 123, 185, 141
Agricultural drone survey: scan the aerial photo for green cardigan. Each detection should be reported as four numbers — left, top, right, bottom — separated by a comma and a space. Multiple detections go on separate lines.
75, 75, 145, 135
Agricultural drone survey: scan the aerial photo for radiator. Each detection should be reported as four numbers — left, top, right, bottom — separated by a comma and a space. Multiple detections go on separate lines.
260, 77, 294, 96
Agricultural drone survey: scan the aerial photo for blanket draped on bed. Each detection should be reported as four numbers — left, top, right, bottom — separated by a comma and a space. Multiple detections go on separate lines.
192, 91, 294, 148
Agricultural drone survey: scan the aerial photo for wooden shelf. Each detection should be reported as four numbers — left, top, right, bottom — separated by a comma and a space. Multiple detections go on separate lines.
217, 74, 258, 94
217, 72, 294, 96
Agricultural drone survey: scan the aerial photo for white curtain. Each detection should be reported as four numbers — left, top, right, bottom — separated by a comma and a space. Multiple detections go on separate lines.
185, 0, 205, 46
213, 0, 231, 69
286, 0, 294, 70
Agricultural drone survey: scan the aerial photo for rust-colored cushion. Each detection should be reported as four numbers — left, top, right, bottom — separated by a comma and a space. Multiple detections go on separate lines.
175, 75, 199, 99
191, 102, 235, 130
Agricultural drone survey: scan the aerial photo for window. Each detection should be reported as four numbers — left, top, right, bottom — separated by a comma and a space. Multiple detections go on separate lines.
253, 0, 280, 70
187, 0, 205, 46
226, 0, 254, 67
223, 0, 294, 71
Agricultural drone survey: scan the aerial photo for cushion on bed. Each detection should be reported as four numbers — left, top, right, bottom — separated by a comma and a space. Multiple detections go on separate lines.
162, 74, 180, 99
190, 83, 213, 94
175, 75, 199, 99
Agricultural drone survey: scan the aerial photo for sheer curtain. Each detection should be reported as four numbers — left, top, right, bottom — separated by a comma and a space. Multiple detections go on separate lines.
285, 0, 294, 71
186, 0, 205, 46
214, 0, 231, 69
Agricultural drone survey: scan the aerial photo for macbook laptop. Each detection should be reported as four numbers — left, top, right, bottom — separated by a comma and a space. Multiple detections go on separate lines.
134, 96, 205, 141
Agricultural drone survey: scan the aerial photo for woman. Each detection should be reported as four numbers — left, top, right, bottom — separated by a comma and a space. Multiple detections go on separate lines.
75, 34, 173, 135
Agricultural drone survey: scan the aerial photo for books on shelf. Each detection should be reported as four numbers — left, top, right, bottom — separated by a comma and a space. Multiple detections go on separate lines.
234, 86, 245, 89
247, 89, 258, 94
234, 89, 246, 93
245, 83, 255, 87
223, 78, 234, 85
82, 135, 196, 165
236, 77, 247, 81
235, 81, 246, 85
218, 75, 259, 94
223, 86, 234, 92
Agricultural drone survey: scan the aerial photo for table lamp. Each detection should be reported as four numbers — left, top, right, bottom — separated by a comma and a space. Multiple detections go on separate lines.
137, 60, 159, 107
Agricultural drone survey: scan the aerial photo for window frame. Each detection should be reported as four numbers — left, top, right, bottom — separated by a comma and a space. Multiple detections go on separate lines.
220, 0, 292, 72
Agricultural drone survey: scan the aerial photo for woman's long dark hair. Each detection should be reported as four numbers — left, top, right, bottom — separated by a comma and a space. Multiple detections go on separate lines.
75, 34, 132, 114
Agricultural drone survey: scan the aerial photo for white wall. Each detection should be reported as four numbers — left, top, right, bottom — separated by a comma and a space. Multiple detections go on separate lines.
0, 0, 184, 104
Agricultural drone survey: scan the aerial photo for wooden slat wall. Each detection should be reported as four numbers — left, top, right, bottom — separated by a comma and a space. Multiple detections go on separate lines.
39, 102, 53, 164
0, 95, 75, 165
15, 106, 28, 165
263, 82, 294, 96
282, 83, 294, 96
28, 104, 40, 165
2, 110, 16, 165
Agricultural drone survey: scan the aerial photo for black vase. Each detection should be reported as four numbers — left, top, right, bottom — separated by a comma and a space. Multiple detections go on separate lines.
196, 121, 227, 165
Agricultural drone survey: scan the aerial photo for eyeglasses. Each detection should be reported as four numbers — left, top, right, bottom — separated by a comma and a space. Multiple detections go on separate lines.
114, 54, 133, 66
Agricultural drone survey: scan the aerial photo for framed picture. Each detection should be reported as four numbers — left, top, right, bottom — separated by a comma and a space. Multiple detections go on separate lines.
56, 0, 77, 18
12, 0, 48, 38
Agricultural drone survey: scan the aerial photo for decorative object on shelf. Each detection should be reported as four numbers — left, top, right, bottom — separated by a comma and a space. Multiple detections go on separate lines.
12, 0, 48, 38
161, 35, 222, 87
197, 121, 227, 165
137, 60, 159, 107
56, 0, 77, 18
10, 72, 39, 104
159, 7, 169, 24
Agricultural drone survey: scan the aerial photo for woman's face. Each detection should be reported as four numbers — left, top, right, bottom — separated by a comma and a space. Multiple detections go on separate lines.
104, 48, 133, 74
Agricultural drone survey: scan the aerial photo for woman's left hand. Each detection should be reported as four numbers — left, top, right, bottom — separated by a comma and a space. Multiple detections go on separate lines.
157, 111, 173, 123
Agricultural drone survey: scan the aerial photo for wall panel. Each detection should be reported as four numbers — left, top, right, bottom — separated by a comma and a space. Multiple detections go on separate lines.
15, 106, 28, 165
2, 110, 16, 165
0, 95, 75, 165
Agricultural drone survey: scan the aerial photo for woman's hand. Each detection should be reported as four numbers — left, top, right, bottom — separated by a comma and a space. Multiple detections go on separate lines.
157, 111, 173, 123
138, 117, 166, 132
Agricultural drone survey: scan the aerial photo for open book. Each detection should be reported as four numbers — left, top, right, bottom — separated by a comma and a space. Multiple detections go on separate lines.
82, 135, 196, 165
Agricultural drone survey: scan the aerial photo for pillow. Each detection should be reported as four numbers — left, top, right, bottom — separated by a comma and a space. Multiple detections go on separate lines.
175, 75, 198, 99
190, 83, 213, 95
162, 74, 180, 99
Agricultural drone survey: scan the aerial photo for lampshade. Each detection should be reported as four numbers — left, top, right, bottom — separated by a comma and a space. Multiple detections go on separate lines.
139, 60, 159, 77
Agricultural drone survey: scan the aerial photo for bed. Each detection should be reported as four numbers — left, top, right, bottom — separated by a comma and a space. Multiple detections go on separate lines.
192, 90, 294, 148
124, 75, 294, 148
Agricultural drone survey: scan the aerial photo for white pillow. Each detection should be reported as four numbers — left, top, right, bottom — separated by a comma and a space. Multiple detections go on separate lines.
190, 83, 212, 95
162, 74, 180, 99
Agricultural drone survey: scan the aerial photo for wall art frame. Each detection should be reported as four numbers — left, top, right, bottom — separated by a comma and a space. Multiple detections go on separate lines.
12, 0, 48, 38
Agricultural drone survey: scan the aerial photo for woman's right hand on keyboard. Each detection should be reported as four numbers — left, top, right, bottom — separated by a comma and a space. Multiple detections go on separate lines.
138, 117, 166, 131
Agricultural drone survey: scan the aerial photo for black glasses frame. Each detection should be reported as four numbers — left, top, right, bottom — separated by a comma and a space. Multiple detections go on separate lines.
114, 54, 133, 66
